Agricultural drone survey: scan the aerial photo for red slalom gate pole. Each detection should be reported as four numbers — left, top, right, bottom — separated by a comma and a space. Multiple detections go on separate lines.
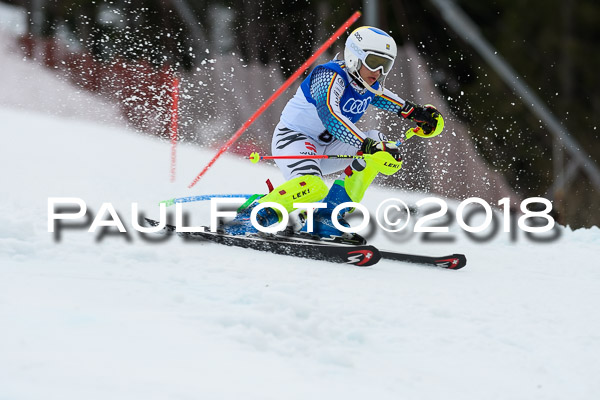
170, 75, 180, 182
188, 11, 362, 188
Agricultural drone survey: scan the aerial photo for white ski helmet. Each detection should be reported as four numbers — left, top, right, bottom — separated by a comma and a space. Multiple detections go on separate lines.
344, 26, 397, 95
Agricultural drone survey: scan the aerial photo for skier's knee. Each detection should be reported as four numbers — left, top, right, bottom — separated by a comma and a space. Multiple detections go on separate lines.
259, 175, 329, 213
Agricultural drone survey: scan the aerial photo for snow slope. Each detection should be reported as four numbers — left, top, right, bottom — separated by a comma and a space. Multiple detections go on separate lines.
0, 4, 122, 125
1, 106, 600, 400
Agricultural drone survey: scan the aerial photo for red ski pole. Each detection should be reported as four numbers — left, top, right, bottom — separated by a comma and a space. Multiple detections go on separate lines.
188, 11, 362, 188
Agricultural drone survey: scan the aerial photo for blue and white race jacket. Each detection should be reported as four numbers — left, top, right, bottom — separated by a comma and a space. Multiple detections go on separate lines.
280, 59, 407, 148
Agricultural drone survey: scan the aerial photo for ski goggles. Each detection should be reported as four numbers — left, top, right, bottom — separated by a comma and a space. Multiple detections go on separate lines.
362, 52, 394, 74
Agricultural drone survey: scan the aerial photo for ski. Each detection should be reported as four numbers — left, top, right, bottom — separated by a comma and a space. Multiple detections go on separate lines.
269, 231, 467, 269
380, 250, 467, 269
145, 219, 466, 269
144, 219, 381, 267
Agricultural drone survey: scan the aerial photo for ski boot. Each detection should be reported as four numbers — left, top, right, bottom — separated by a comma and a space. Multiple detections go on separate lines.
303, 150, 404, 244
302, 180, 366, 244
221, 198, 280, 236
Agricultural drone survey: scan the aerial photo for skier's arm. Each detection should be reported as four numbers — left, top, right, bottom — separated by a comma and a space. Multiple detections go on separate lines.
310, 68, 367, 148
373, 89, 442, 135
371, 88, 406, 114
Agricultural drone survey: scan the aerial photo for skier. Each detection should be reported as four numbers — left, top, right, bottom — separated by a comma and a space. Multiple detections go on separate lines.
224, 26, 442, 242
